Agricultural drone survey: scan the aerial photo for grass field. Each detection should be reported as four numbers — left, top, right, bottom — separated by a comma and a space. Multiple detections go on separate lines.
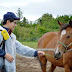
20, 41, 38, 49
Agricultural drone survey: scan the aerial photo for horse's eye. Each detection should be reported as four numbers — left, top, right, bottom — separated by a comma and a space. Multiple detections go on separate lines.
66, 35, 70, 38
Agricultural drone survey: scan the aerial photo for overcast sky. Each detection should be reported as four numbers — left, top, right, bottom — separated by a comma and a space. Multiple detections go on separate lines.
0, 0, 72, 21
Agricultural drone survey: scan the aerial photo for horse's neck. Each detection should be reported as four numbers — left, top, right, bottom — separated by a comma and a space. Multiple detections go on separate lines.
43, 32, 58, 48
45, 35, 58, 48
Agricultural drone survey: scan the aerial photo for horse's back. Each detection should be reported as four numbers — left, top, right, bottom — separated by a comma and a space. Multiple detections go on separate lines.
38, 32, 58, 49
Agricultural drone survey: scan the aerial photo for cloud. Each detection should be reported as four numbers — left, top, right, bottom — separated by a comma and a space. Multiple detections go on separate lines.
0, 0, 72, 21
0, 2, 27, 7
25, 15, 40, 21
30, 0, 51, 3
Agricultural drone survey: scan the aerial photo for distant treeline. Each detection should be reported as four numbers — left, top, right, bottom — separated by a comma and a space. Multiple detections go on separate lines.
0, 13, 72, 42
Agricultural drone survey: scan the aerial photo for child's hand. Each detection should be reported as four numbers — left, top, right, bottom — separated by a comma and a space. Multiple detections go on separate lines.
38, 51, 45, 56
4, 53, 14, 62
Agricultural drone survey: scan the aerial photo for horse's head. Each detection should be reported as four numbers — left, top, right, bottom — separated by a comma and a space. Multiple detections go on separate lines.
54, 20, 72, 60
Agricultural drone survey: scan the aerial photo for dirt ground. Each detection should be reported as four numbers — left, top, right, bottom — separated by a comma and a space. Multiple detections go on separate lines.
16, 55, 64, 72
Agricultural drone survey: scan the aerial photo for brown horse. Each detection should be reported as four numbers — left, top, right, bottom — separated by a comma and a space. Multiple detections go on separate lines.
38, 20, 72, 72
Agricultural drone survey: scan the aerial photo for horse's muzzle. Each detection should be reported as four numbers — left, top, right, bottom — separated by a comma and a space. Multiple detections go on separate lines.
54, 52, 62, 60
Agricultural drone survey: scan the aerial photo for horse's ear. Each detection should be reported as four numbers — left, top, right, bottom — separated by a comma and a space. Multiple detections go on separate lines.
57, 20, 62, 26
69, 20, 72, 27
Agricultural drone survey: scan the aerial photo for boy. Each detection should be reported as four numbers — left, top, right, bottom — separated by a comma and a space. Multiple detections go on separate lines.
0, 12, 45, 72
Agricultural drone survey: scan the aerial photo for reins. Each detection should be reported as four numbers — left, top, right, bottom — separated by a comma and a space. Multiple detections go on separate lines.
57, 41, 72, 52
38, 41, 72, 57
37, 41, 72, 57
44, 53, 54, 57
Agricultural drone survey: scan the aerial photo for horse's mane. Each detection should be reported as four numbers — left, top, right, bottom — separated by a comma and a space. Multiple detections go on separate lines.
60, 23, 69, 31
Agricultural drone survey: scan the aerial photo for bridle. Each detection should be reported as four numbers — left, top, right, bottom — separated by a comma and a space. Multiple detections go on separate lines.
57, 41, 72, 52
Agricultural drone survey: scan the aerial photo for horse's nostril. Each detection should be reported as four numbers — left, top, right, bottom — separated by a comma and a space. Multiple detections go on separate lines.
64, 51, 66, 53
59, 52, 60, 54
54, 52, 55, 55
54, 52, 60, 56
58, 52, 60, 55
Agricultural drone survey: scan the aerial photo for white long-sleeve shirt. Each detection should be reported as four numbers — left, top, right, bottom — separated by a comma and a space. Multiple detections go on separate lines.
0, 26, 37, 72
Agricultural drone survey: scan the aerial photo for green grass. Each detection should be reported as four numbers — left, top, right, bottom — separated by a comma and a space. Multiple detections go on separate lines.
20, 42, 38, 49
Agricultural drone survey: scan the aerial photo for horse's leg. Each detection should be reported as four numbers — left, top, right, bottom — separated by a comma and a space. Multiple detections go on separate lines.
48, 63, 56, 72
37, 56, 47, 72
64, 65, 70, 72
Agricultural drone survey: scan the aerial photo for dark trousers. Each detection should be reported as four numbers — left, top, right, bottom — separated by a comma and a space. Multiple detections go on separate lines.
0, 66, 7, 72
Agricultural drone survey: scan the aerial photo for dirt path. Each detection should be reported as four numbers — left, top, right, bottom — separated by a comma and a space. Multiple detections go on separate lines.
16, 55, 64, 72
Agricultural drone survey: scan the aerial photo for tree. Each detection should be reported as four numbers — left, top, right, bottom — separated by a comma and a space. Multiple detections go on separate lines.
70, 16, 72, 20
63, 15, 69, 23
22, 17, 27, 26
20, 17, 29, 27
16, 8, 23, 19
57, 15, 69, 23
38, 18, 42, 26
37, 13, 54, 28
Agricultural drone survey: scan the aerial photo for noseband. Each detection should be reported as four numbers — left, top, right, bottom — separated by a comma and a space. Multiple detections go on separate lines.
57, 41, 72, 52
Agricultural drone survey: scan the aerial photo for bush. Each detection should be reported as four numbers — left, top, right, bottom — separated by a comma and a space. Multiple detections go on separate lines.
37, 26, 47, 33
